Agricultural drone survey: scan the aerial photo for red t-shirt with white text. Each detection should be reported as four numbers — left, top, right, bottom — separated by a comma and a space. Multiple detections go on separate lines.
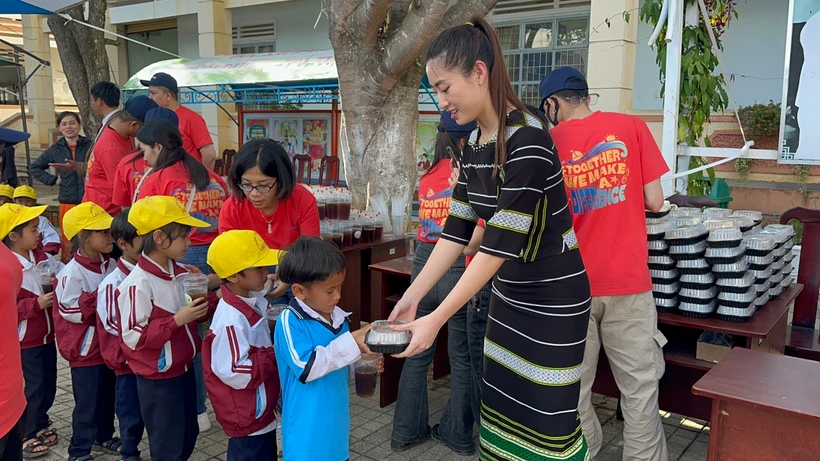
175, 106, 213, 164
417, 161, 453, 244
218, 185, 320, 251
83, 127, 134, 215
550, 111, 669, 296
112, 152, 151, 208
137, 162, 228, 246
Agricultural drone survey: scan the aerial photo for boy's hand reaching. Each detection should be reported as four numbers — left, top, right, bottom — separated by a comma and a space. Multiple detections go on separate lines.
352, 323, 375, 355
38, 292, 54, 310
174, 297, 209, 326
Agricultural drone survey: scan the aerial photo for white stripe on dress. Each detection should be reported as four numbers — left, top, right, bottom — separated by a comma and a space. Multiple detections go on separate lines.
492, 285, 592, 310
509, 145, 554, 157
482, 377, 579, 416
488, 314, 589, 346
552, 202, 569, 216
496, 268, 586, 285
506, 155, 553, 166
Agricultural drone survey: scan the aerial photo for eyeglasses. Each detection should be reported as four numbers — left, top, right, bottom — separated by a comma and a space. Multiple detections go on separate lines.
239, 182, 277, 194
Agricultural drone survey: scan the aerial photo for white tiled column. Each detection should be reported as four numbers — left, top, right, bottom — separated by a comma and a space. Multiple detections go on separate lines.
197, 0, 236, 155
587, 0, 639, 113
22, 15, 55, 148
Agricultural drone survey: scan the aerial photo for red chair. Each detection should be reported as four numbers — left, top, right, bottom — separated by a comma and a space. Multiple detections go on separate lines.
292, 154, 312, 185
780, 207, 820, 360
222, 149, 237, 174
319, 155, 340, 187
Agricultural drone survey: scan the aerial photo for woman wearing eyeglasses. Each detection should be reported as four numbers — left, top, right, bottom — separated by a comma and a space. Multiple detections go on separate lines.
218, 139, 320, 302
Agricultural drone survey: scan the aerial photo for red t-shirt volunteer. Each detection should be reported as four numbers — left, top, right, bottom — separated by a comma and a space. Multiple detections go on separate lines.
112, 152, 151, 208
218, 184, 320, 251
0, 242, 25, 437
83, 127, 134, 215
175, 106, 213, 164
137, 163, 228, 246
550, 111, 669, 297
417, 161, 454, 244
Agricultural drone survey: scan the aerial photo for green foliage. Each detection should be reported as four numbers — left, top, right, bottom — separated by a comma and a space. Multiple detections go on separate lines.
794, 165, 811, 194
734, 157, 751, 185
640, 0, 738, 196
738, 101, 781, 138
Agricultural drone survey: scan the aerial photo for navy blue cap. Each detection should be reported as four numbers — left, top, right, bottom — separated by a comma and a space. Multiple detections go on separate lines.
538, 67, 588, 102
439, 110, 477, 133
124, 95, 158, 123
145, 107, 179, 127
140, 72, 179, 94
0, 127, 31, 147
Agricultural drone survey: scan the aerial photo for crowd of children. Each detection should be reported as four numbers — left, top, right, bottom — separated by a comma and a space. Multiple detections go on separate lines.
4, 187, 382, 461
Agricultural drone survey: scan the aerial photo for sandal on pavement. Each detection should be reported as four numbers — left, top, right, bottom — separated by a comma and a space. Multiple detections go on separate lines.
36, 429, 58, 447
92, 437, 121, 455
22, 439, 49, 459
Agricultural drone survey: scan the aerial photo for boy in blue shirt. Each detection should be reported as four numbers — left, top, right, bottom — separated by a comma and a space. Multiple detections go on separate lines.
273, 237, 381, 461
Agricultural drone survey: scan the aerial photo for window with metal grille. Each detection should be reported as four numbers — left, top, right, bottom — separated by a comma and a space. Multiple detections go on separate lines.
495, 15, 589, 107
232, 21, 276, 55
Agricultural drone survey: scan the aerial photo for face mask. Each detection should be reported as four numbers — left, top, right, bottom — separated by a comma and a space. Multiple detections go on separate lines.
546, 97, 561, 127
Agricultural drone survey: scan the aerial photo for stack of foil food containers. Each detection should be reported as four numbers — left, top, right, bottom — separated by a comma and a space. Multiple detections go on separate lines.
647, 213, 678, 312
744, 235, 776, 311
759, 225, 795, 299
704, 220, 755, 322
665, 221, 711, 317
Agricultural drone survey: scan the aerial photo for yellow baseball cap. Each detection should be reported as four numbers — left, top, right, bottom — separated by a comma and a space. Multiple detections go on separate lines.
63, 202, 114, 240
129, 196, 209, 236
0, 204, 47, 240
13, 185, 37, 200
0, 184, 13, 199
207, 230, 282, 279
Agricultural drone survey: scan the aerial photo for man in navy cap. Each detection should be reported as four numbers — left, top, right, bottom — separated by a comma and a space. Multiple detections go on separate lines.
82, 95, 155, 216
141, 72, 217, 170
539, 67, 668, 461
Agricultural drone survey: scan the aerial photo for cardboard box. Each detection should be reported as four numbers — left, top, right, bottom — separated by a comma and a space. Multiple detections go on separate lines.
696, 337, 735, 364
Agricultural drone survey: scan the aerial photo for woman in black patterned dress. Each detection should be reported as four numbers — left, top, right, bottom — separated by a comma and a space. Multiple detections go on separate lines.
389, 16, 591, 461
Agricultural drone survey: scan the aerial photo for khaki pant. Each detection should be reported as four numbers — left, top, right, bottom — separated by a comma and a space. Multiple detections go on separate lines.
578, 292, 668, 461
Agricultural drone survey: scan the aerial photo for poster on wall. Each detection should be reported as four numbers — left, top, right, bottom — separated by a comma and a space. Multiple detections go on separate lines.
303, 119, 329, 170
416, 116, 440, 176
272, 119, 300, 157
780, 0, 820, 163
245, 118, 270, 141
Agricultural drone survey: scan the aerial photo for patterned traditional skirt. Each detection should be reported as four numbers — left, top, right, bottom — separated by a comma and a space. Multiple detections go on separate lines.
480, 250, 591, 461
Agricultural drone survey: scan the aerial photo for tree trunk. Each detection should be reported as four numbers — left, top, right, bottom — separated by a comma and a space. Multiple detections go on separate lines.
328, 0, 498, 233
47, 1, 112, 138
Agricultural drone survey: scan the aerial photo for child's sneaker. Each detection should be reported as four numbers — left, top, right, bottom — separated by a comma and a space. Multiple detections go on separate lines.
198, 412, 212, 432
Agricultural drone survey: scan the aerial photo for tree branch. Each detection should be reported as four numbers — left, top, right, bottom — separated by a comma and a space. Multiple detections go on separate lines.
439, 0, 499, 31
384, 0, 412, 37
105, 38, 121, 47
380, 0, 449, 78
350, 0, 392, 44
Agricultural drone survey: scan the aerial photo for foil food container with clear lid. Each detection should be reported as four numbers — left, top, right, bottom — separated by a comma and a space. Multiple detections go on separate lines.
711, 260, 750, 278
716, 304, 756, 322
771, 271, 785, 285
780, 276, 791, 289
750, 266, 773, 281
679, 286, 718, 302
677, 258, 711, 275
704, 219, 739, 231
646, 201, 673, 220
716, 273, 755, 293
364, 320, 412, 354
672, 207, 701, 217
679, 300, 716, 317
763, 224, 795, 238
707, 228, 743, 247
703, 207, 733, 219
718, 287, 757, 307
653, 281, 680, 298
772, 258, 786, 274
746, 253, 775, 269
665, 224, 708, 244
773, 245, 789, 259
754, 293, 768, 308
754, 280, 770, 296
669, 242, 708, 260
705, 244, 746, 264
743, 235, 776, 255
728, 215, 756, 232
655, 296, 679, 312
648, 254, 676, 270
732, 210, 763, 225
647, 220, 674, 241
649, 268, 679, 281
769, 285, 784, 299
680, 272, 715, 289
759, 228, 792, 246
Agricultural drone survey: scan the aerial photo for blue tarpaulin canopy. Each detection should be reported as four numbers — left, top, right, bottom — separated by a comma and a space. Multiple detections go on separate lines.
0, 1, 84, 14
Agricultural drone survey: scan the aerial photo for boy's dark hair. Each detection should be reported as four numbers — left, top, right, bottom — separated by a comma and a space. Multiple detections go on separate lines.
554, 77, 590, 100
2, 221, 30, 247
140, 222, 191, 255
90, 82, 121, 108
56, 111, 80, 127
277, 236, 345, 286
117, 110, 139, 124
229, 139, 296, 202
111, 211, 139, 246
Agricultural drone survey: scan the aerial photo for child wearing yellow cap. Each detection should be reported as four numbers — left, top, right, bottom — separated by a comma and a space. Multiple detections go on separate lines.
0, 183, 13, 205
53, 202, 120, 461
201, 230, 281, 461
0, 204, 64, 457
117, 196, 215, 461
13, 186, 62, 257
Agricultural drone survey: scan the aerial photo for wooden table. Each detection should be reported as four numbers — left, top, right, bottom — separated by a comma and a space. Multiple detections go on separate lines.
592, 284, 803, 421
338, 236, 405, 328
369, 258, 451, 408
692, 347, 820, 460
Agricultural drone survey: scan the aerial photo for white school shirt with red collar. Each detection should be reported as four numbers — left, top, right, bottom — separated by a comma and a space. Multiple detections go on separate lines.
97, 258, 136, 375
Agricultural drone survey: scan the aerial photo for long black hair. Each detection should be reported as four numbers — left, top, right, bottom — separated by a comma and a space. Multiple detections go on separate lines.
136, 119, 210, 190
425, 16, 529, 177
228, 139, 296, 201
423, 124, 470, 179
